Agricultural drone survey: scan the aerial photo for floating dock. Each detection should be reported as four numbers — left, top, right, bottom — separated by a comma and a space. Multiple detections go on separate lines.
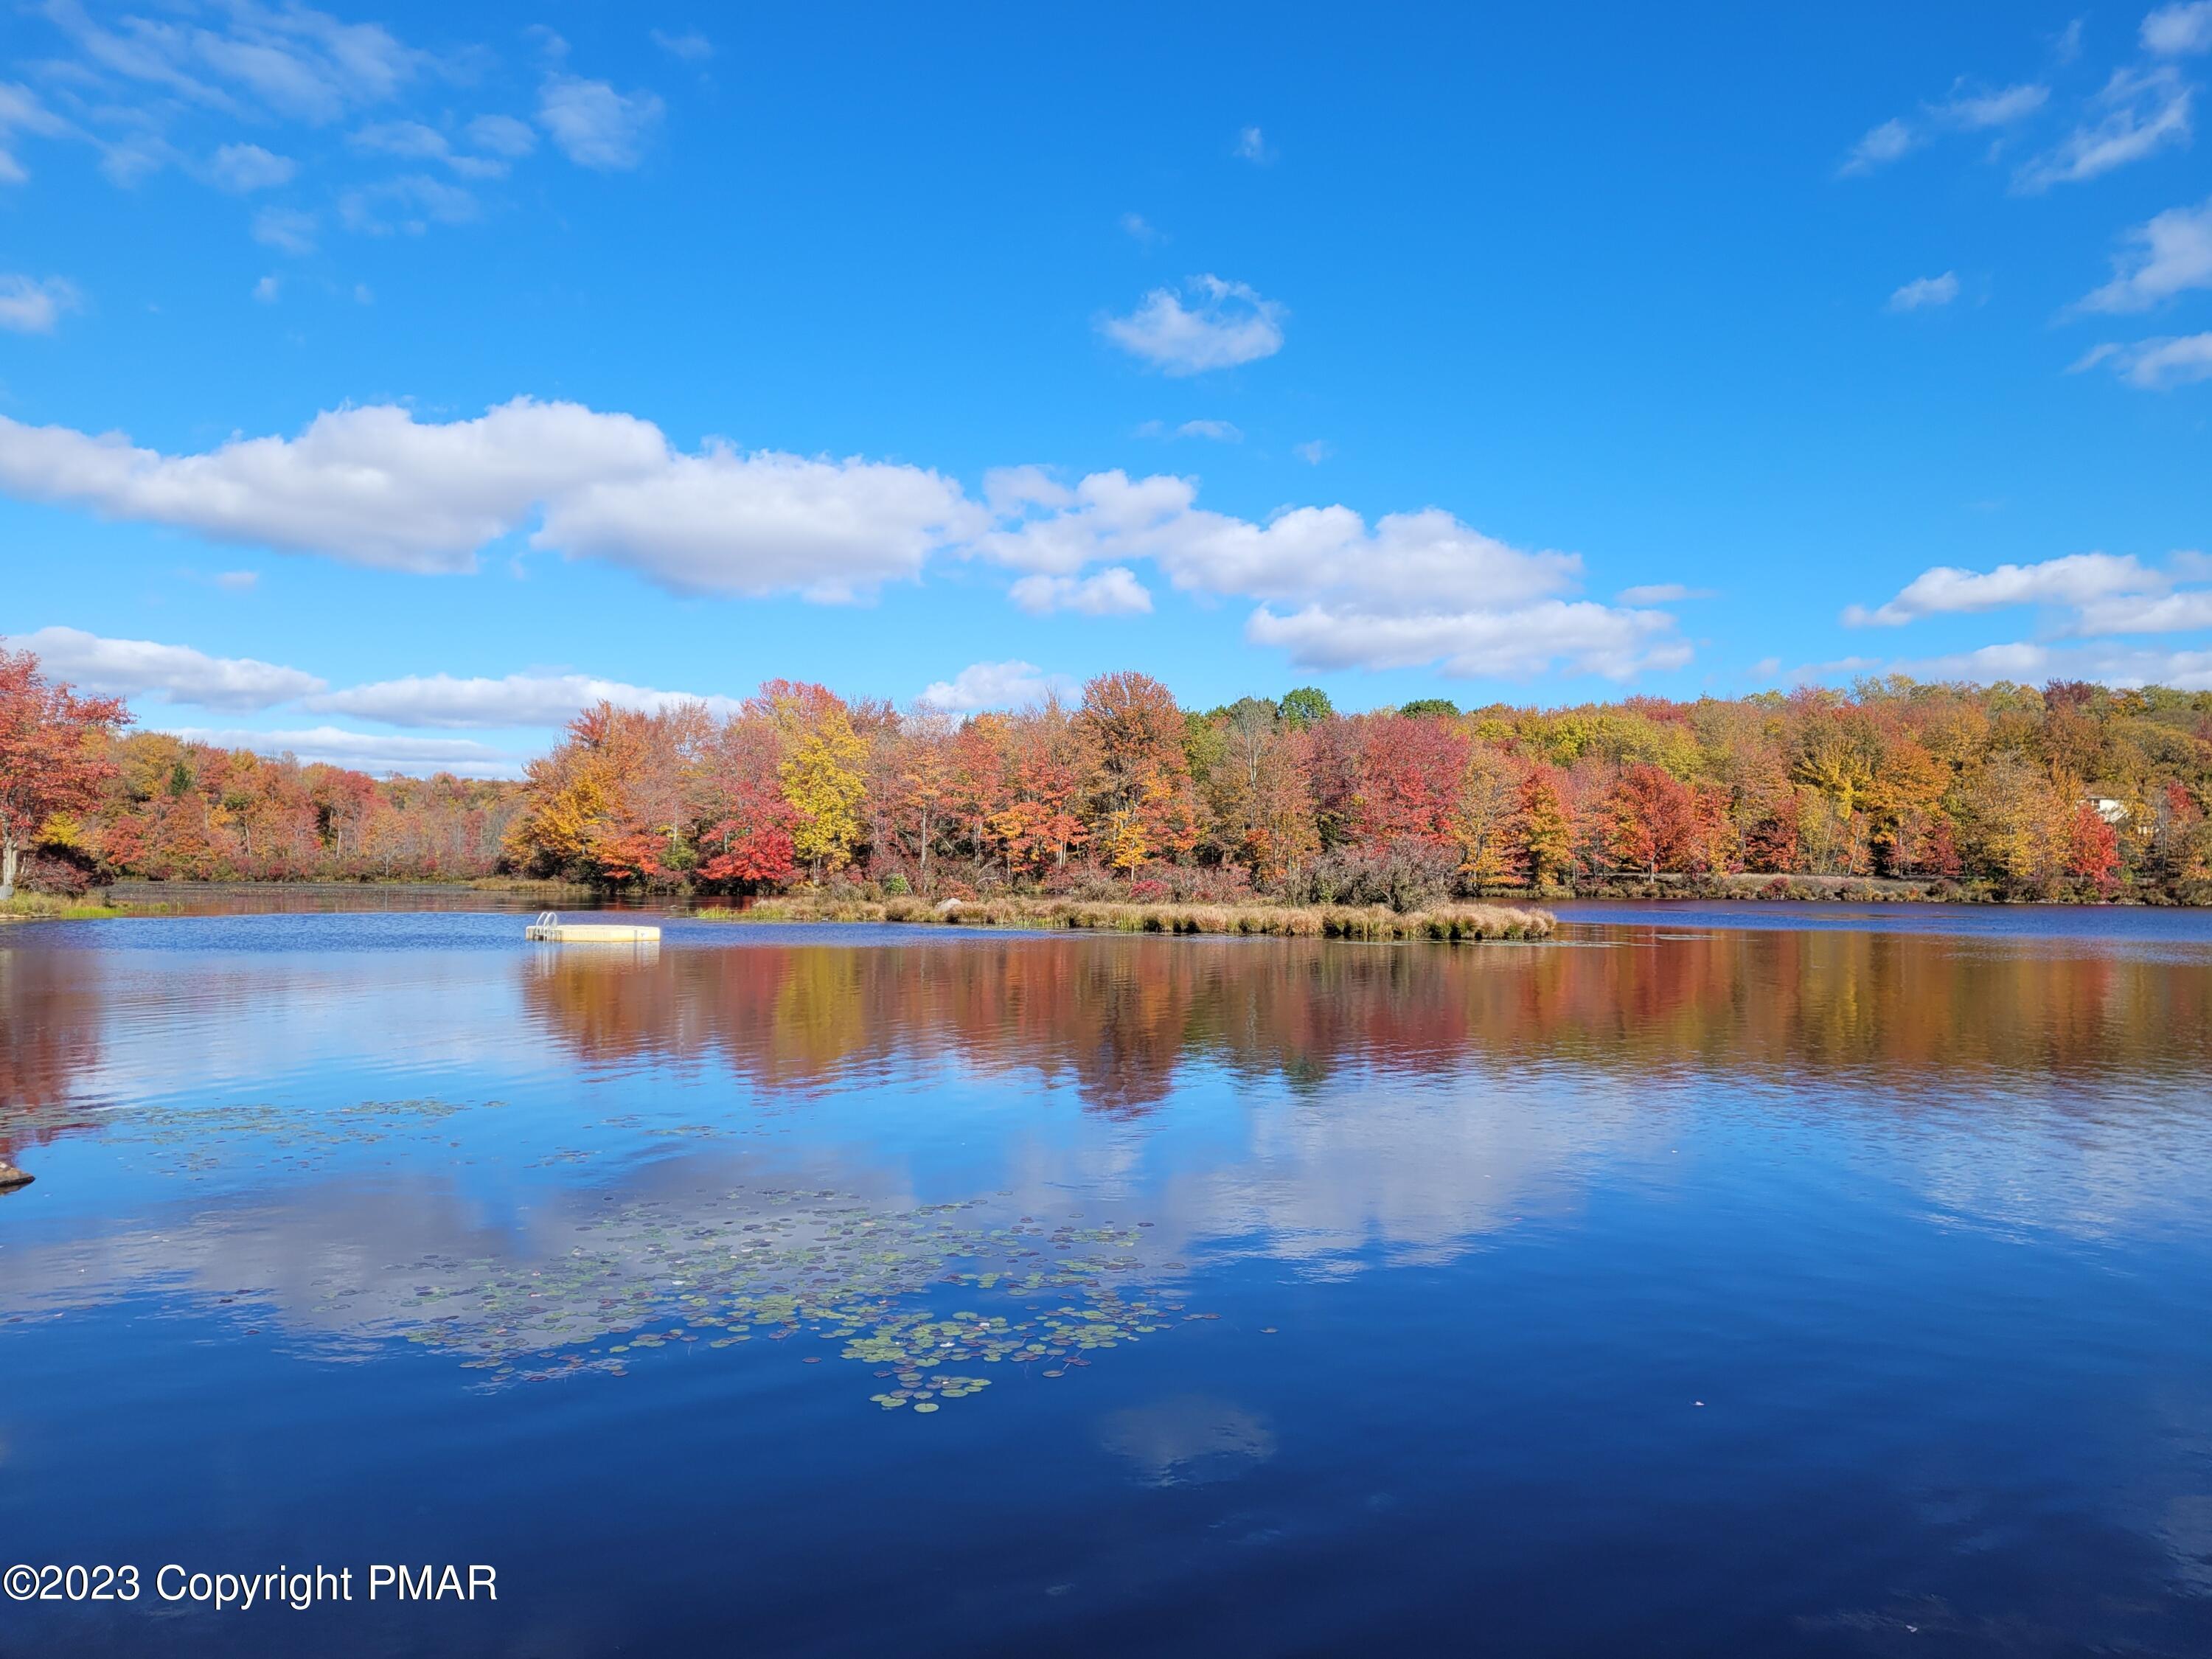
526, 912, 661, 943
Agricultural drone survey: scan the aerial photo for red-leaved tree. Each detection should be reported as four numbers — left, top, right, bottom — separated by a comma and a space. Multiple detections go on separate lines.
0, 648, 131, 900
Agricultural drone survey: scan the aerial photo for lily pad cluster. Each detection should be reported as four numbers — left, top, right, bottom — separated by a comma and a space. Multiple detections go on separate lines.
311, 1186, 1208, 1412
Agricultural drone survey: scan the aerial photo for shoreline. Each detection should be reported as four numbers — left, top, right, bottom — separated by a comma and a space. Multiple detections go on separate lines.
698, 894, 1556, 941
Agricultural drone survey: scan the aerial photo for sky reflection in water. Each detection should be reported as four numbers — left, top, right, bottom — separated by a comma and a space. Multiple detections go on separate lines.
3, 910, 2211, 1656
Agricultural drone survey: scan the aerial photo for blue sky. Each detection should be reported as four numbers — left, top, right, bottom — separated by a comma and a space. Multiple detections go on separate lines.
2, 1, 2210, 776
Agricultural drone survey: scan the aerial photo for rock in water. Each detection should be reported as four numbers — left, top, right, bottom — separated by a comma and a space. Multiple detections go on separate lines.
0, 1161, 32, 1192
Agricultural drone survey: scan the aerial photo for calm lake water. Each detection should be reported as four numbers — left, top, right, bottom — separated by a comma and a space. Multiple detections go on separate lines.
4, 902, 2211, 1656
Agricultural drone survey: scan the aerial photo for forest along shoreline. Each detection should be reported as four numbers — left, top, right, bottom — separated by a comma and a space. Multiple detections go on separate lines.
9, 643, 2212, 913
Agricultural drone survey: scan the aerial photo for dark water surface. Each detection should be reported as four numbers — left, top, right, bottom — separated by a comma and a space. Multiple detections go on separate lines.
3, 906, 2211, 1657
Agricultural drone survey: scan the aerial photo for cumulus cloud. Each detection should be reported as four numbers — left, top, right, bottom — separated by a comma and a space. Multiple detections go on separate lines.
1616, 583, 1717, 603
1877, 641, 2212, 692
2070, 331, 2212, 388
2069, 589, 2212, 633
1007, 567, 1154, 616
3, 398, 1698, 684
207, 142, 296, 190
1844, 552, 2166, 625
1888, 271, 1960, 311
537, 445, 976, 600
1293, 439, 1331, 465
252, 274, 279, 303
2143, 2, 2212, 55
306, 672, 734, 728
2078, 195, 2212, 312
1247, 601, 1688, 681
1101, 275, 1285, 375
5, 626, 324, 709
0, 274, 80, 333
917, 661, 1078, 712
537, 74, 664, 170
2015, 66, 2194, 191
976, 471, 1688, 679
159, 726, 520, 779
1119, 212, 1163, 244
0, 398, 975, 599
1234, 125, 1273, 163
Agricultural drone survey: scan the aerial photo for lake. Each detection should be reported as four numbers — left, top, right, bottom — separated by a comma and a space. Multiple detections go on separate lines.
4, 901, 2211, 1656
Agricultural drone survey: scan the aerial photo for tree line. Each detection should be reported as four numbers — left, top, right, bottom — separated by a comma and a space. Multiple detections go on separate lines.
500, 669, 2212, 905
7, 642, 2212, 902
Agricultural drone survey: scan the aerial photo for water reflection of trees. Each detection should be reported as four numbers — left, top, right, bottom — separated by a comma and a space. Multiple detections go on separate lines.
521, 931, 2212, 1109
0, 947, 104, 1158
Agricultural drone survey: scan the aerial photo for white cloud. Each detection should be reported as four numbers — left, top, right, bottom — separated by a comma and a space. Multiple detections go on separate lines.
917, 661, 1078, 713
650, 29, 714, 61
339, 173, 479, 233
2078, 195, 2212, 311
208, 142, 295, 190
350, 119, 514, 179
1888, 271, 1960, 311
1936, 83, 2051, 127
1007, 567, 1154, 616
467, 114, 536, 159
0, 82, 69, 185
2071, 331, 2212, 388
5, 626, 324, 709
215, 570, 258, 591
537, 74, 664, 170
1293, 439, 1331, 465
0, 274, 80, 333
41, 1, 432, 128
159, 726, 521, 779
1840, 116, 1919, 175
306, 672, 735, 729
1247, 600, 1690, 681
252, 206, 317, 254
1844, 552, 2166, 625
252, 274, 279, 303
2069, 589, 2212, 633
1120, 212, 1163, 244
536, 445, 977, 600
1137, 418, 1241, 442
350, 118, 446, 158
1235, 125, 1272, 164
1101, 275, 1285, 375
1842, 73, 2114, 181
0, 398, 975, 599
0, 398, 664, 574
2015, 66, 2194, 190
2143, 2, 2212, 55
975, 470, 1688, 678
1617, 583, 1717, 603
1877, 641, 2212, 692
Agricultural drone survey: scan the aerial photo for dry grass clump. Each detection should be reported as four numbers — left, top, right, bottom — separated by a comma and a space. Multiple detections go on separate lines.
703, 894, 1554, 942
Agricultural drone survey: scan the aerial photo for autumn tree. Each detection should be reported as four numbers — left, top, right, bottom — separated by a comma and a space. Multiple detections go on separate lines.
0, 649, 130, 900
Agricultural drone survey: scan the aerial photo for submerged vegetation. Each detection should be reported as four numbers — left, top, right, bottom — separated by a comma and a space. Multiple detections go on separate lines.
706, 893, 1554, 941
